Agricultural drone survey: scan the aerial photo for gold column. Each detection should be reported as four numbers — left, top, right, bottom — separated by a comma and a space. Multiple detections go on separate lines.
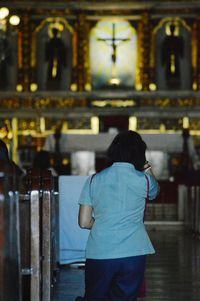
195, 17, 200, 90
30, 21, 38, 87
76, 14, 90, 91
137, 12, 151, 91
11, 118, 18, 163
20, 14, 31, 91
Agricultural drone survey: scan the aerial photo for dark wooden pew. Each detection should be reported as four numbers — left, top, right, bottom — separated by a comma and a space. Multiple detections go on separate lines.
186, 186, 200, 238
0, 161, 22, 301
0, 163, 59, 301
23, 168, 59, 301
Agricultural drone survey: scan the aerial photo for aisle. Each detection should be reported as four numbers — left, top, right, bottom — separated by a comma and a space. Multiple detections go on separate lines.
52, 230, 200, 301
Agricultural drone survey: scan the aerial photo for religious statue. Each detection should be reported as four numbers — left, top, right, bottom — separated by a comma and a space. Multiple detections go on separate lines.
161, 24, 184, 89
0, 30, 12, 90
175, 128, 195, 183
45, 27, 67, 90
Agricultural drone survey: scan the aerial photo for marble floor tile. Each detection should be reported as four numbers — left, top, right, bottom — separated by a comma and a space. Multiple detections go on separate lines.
52, 230, 200, 301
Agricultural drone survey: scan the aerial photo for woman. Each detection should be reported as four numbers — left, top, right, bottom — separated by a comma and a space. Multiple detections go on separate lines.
0, 139, 24, 177
0, 139, 10, 161
33, 150, 58, 176
77, 130, 159, 301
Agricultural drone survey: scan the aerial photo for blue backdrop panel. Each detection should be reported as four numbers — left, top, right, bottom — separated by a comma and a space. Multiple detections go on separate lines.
59, 176, 89, 264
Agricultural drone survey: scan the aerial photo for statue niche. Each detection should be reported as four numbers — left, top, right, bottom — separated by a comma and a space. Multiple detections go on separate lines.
36, 20, 73, 91
161, 24, 184, 89
155, 21, 191, 90
0, 28, 17, 91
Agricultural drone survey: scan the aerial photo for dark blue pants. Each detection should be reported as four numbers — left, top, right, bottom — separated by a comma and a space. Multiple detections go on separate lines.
84, 255, 146, 301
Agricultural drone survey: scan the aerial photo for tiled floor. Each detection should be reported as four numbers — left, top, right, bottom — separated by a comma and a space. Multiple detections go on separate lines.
52, 230, 200, 301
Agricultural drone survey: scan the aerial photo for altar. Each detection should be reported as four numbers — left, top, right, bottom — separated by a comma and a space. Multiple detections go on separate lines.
45, 132, 196, 180
44, 132, 195, 153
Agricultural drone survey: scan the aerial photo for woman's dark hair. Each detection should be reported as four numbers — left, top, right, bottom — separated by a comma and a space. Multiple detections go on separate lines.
106, 130, 147, 171
0, 139, 9, 161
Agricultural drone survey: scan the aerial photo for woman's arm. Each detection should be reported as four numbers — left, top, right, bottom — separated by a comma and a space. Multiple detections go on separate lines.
143, 161, 156, 178
143, 161, 160, 198
78, 204, 94, 229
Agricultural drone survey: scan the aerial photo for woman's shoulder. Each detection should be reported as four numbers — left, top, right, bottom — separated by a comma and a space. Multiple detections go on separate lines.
92, 166, 110, 180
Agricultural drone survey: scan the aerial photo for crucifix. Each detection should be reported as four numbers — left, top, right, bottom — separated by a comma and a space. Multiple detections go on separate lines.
97, 23, 130, 85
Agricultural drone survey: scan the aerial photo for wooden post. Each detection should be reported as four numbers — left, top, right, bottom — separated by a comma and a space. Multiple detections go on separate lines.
29, 170, 41, 301
41, 170, 52, 301
51, 190, 60, 284
20, 192, 31, 301
195, 187, 200, 235
0, 169, 5, 301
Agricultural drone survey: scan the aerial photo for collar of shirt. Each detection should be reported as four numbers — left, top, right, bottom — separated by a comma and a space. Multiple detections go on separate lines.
112, 162, 136, 170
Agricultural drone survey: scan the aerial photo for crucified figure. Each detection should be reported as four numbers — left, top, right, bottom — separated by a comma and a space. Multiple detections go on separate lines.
97, 23, 130, 83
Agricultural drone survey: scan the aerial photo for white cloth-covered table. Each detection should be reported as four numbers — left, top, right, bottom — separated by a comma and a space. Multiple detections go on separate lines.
59, 176, 89, 264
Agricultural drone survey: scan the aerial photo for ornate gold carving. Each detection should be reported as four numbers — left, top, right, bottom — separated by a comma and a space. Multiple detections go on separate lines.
0, 93, 200, 110
191, 20, 198, 89
137, 117, 183, 131
76, 14, 91, 91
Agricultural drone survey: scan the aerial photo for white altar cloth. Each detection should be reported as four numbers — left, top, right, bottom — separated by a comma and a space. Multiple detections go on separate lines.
45, 133, 195, 153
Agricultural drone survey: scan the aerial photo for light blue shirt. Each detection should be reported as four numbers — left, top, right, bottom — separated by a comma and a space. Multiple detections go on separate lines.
78, 162, 159, 259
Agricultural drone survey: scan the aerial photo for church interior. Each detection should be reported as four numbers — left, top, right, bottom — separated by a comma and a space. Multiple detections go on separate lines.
0, 1, 200, 301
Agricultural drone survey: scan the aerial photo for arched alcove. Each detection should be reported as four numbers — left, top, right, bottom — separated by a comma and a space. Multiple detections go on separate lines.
152, 17, 192, 90
32, 18, 73, 91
